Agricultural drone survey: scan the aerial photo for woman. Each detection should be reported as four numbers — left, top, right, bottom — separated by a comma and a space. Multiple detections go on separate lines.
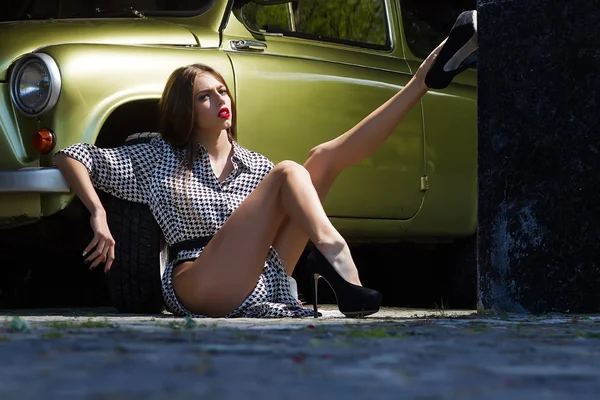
55, 37, 465, 319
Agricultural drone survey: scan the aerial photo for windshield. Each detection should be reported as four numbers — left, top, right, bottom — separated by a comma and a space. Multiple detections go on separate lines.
0, 0, 216, 22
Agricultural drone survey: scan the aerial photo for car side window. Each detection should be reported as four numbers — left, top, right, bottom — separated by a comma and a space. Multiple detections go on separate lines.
400, 0, 475, 59
240, 0, 390, 50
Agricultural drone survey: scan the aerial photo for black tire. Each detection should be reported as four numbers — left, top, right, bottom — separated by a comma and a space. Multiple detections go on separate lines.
443, 233, 478, 309
102, 192, 167, 314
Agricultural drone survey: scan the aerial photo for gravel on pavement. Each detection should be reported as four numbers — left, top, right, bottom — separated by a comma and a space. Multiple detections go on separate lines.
1, 306, 600, 400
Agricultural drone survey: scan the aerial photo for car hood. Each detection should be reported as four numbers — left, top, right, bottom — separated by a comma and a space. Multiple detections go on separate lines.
0, 19, 199, 80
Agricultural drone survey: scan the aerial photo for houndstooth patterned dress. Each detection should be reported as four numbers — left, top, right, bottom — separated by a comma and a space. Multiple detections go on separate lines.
57, 134, 316, 318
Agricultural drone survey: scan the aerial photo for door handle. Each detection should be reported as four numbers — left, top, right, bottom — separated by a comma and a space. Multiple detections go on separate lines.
230, 40, 267, 52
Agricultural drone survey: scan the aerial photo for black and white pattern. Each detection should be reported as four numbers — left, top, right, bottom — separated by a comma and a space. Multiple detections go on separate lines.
57, 134, 315, 318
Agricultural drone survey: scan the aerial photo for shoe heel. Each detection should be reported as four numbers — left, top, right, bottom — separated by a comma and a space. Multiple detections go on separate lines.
306, 250, 382, 318
312, 273, 320, 318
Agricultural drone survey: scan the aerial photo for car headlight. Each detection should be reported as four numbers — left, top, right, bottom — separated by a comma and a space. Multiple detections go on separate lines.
9, 53, 61, 118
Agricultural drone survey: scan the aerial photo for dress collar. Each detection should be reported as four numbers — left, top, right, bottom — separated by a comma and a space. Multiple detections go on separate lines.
230, 140, 255, 173
195, 140, 255, 173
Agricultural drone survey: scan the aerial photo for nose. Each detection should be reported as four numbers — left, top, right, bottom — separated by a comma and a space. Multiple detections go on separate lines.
217, 92, 226, 106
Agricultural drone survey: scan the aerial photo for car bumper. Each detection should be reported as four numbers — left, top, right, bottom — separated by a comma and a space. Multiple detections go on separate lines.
0, 168, 69, 193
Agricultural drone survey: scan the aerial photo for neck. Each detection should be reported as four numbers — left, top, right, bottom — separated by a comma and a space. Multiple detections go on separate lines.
195, 130, 232, 156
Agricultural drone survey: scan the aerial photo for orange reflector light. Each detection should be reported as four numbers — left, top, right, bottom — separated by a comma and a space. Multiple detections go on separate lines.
32, 128, 56, 154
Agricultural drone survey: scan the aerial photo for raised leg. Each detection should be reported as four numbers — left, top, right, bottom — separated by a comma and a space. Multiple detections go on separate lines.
273, 68, 432, 275
171, 160, 358, 317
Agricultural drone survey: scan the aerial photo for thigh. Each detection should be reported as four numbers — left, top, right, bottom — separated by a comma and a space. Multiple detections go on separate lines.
171, 163, 289, 317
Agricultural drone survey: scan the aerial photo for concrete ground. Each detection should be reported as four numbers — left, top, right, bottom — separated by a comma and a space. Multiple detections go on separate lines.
1, 306, 600, 400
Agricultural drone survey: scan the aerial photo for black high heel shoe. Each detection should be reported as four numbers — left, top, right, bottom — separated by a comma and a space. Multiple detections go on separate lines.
425, 10, 478, 89
306, 249, 383, 318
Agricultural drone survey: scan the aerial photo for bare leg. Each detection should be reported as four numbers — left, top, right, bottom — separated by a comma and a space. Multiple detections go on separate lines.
272, 40, 449, 274
172, 161, 359, 317
272, 147, 338, 275
274, 73, 431, 274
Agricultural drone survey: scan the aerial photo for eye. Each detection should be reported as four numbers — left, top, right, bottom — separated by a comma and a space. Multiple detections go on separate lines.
197, 94, 209, 101
218, 89, 228, 95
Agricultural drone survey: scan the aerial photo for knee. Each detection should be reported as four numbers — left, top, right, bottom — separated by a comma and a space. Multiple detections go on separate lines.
274, 160, 309, 179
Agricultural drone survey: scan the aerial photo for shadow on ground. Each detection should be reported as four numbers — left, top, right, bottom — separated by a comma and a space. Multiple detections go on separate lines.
1, 216, 464, 312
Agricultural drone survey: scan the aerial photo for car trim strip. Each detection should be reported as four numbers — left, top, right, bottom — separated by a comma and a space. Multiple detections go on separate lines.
0, 168, 70, 193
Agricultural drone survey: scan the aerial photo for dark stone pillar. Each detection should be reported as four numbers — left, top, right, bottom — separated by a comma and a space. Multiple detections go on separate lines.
477, 0, 600, 313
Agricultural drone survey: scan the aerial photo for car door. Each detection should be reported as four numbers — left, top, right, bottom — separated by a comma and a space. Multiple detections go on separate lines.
222, 0, 425, 220
397, 0, 478, 231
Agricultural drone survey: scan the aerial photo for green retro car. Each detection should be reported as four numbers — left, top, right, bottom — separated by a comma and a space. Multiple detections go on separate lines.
0, 0, 477, 312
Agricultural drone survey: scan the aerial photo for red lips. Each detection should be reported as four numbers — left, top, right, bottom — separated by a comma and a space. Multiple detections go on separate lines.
218, 107, 231, 119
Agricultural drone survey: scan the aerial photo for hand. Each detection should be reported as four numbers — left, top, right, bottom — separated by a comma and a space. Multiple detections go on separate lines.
83, 209, 116, 273
414, 38, 448, 88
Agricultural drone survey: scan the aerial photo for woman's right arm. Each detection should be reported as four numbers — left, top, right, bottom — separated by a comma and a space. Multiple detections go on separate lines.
54, 136, 164, 271
55, 153, 115, 272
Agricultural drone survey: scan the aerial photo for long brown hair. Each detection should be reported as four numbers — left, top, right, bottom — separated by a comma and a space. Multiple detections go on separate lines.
158, 63, 237, 171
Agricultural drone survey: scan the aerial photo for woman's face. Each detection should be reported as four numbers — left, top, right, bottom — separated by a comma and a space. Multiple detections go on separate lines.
192, 73, 232, 135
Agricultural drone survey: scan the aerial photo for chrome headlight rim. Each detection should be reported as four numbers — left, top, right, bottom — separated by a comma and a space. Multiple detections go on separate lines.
9, 53, 62, 118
